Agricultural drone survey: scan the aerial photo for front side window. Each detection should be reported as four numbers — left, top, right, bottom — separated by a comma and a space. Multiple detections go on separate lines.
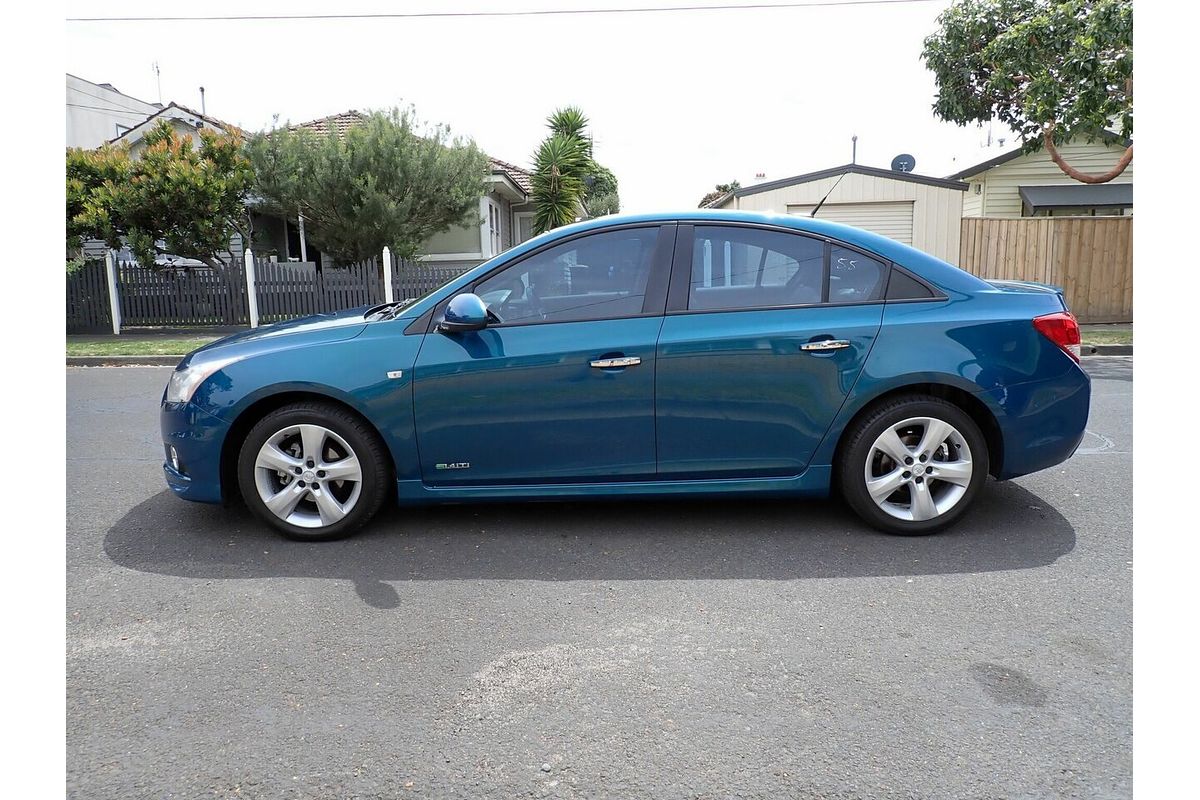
688, 226, 824, 311
475, 227, 659, 325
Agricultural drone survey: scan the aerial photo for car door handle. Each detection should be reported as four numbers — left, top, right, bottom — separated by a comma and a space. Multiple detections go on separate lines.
590, 356, 642, 368
800, 339, 851, 352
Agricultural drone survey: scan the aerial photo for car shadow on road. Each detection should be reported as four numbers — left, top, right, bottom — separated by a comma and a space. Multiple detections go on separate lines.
104, 480, 1075, 609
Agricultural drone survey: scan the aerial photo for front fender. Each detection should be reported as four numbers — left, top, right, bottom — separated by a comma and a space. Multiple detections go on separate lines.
188, 321, 426, 482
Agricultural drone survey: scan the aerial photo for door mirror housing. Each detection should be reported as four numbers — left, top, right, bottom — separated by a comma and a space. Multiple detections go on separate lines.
438, 293, 490, 333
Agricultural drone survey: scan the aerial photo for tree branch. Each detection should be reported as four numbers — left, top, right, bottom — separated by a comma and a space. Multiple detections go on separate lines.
1043, 127, 1132, 184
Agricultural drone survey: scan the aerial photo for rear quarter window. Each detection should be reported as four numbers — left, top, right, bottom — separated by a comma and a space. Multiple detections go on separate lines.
885, 269, 937, 300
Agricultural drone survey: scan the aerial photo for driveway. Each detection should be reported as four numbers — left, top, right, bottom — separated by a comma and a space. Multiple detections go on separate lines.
66, 359, 1132, 799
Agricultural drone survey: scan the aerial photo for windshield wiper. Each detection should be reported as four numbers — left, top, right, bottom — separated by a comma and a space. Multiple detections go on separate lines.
364, 298, 415, 321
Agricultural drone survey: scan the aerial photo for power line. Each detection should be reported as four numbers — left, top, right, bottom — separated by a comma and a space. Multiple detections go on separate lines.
68, 0, 940, 23
66, 102, 157, 117
67, 85, 158, 110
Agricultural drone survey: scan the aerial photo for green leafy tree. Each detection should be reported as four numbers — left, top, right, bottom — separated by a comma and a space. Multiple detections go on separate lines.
585, 163, 621, 218
67, 145, 127, 270
532, 107, 620, 233
246, 107, 489, 264
66, 121, 254, 269
698, 181, 741, 208
922, 0, 1132, 183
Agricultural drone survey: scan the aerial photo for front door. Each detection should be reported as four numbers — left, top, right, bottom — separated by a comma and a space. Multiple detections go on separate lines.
413, 225, 674, 486
655, 224, 886, 479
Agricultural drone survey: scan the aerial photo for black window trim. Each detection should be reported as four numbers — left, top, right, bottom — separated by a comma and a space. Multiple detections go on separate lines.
666, 220, 918, 316
405, 219, 947, 332
407, 222, 677, 334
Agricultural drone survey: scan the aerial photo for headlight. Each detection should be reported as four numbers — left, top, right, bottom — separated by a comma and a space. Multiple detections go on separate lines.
164, 355, 243, 405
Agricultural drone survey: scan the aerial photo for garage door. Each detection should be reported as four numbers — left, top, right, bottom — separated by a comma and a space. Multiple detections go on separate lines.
786, 201, 914, 244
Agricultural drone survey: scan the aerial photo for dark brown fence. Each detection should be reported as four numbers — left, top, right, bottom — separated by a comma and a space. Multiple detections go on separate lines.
65, 252, 477, 331
252, 257, 469, 322
66, 262, 113, 333
395, 262, 475, 299
253, 258, 384, 323
117, 259, 250, 326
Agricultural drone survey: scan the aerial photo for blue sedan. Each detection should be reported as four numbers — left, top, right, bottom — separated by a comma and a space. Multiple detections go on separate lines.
161, 211, 1089, 540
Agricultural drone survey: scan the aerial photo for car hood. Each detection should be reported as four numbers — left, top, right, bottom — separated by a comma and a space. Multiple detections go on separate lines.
179, 306, 370, 368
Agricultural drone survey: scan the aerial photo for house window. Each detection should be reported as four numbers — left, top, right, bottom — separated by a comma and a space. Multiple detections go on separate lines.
514, 212, 536, 245
488, 202, 503, 255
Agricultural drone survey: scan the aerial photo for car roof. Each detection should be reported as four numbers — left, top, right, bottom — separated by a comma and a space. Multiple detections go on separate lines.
526, 210, 985, 293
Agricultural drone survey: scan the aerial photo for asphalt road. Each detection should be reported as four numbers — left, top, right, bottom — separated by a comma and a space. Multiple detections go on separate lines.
66, 359, 1132, 799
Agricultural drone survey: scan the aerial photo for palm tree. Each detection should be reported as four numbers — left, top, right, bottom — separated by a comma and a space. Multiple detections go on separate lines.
531, 134, 588, 234
547, 107, 590, 150
532, 106, 621, 231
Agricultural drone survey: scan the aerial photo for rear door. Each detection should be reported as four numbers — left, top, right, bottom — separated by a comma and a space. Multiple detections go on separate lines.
654, 224, 886, 479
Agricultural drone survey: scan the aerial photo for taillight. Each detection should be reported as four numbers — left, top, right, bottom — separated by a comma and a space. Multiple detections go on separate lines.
1033, 311, 1082, 363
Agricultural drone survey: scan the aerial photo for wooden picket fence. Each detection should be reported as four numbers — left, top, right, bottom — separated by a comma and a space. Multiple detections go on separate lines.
65, 262, 113, 333
958, 217, 1132, 323
253, 258, 384, 323
117, 259, 250, 326
66, 254, 476, 333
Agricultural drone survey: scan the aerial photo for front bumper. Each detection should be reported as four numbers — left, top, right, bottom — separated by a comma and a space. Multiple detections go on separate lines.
160, 401, 231, 503
987, 361, 1092, 480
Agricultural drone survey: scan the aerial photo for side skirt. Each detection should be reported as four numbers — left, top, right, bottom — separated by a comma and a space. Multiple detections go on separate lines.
395, 466, 833, 505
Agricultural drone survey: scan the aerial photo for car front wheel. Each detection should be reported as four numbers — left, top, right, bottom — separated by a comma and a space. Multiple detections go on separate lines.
838, 396, 989, 535
237, 401, 390, 541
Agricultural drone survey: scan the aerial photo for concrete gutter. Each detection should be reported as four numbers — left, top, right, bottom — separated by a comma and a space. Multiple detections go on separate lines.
67, 355, 182, 367
1082, 344, 1133, 356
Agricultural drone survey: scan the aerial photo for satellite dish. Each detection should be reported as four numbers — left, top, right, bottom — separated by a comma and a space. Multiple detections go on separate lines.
891, 153, 916, 173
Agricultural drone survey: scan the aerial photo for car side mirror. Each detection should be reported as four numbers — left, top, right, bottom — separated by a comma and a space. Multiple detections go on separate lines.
438, 293, 490, 333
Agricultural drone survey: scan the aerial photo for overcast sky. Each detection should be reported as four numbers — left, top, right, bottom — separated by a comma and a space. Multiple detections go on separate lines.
65, 0, 1014, 210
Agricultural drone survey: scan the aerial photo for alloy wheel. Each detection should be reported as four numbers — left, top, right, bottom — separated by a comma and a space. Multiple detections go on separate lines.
862, 416, 973, 522
253, 424, 363, 529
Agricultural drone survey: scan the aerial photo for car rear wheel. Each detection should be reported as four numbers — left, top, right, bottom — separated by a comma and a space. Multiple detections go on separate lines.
838, 396, 988, 535
237, 402, 390, 541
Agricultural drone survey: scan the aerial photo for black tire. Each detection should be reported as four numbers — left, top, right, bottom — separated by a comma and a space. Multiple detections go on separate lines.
237, 401, 391, 541
837, 395, 989, 536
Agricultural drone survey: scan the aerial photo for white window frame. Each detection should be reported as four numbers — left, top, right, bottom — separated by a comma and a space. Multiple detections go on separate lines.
513, 211, 536, 246
489, 200, 503, 255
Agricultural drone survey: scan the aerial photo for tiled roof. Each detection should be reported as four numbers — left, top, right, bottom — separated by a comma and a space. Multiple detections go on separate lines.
288, 110, 369, 139
488, 157, 533, 193
290, 110, 533, 195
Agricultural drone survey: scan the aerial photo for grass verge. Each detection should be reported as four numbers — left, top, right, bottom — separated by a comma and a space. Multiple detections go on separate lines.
67, 337, 217, 357
1080, 328, 1133, 346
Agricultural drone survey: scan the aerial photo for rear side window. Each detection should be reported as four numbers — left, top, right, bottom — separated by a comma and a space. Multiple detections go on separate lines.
688, 226, 824, 312
828, 245, 886, 304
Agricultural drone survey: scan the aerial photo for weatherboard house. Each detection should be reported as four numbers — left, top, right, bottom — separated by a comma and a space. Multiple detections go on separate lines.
704, 163, 967, 265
